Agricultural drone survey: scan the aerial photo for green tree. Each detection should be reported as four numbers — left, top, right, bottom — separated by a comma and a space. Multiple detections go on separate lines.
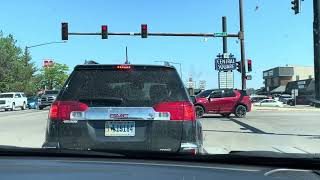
37, 63, 69, 90
0, 32, 36, 94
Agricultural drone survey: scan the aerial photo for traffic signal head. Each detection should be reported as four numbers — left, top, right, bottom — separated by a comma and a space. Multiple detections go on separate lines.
247, 59, 252, 72
236, 61, 241, 72
101, 25, 108, 39
62, 22, 68, 40
291, 0, 301, 14
141, 24, 148, 38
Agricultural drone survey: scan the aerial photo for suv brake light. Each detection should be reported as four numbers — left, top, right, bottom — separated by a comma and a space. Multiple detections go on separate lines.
153, 101, 196, 121
49, 101, 88, 120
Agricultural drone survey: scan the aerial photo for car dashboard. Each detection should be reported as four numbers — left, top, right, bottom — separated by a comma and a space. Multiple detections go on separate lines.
0, 156, 319, 180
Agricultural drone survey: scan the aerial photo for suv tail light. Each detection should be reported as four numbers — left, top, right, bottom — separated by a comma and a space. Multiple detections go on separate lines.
153, 101, 196, 121
49, 101, 88, 120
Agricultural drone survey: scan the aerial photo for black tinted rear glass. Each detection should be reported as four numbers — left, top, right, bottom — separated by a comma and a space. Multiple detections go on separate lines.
60, 67, 188, 107
44, 90, 59, 95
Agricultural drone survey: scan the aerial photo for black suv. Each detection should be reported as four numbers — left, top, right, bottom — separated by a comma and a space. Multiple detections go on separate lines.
43, 64, 203, 155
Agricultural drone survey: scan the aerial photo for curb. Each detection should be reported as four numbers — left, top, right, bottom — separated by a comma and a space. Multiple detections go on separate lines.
253, 108, 320, 112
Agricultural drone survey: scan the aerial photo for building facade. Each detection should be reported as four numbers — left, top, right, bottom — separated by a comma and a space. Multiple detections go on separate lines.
263, 66, 314, 93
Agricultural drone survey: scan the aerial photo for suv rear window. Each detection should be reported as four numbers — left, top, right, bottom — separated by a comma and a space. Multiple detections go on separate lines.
59, 66, 188, 107
44, 90, 59, 95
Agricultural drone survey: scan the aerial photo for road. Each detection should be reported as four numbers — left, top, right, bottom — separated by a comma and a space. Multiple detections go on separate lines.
0, 109, 320, 155
201, 111, 320, 154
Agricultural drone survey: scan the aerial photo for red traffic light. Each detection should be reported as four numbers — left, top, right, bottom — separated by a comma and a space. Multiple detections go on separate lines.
102, 26, 107, 31
247, 59, 252, 72
101, 25, 108, 39
141, 24, 148, 38
141, 24, 147, 30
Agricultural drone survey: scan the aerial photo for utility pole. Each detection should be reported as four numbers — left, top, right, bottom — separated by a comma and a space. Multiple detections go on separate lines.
239, 0, 247, 90
314, 0, 320, 107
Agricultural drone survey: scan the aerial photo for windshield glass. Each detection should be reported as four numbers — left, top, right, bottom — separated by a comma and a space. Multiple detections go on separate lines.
0, 94, 13, 98
1, 0, 320, 162
44, 90, 59, 95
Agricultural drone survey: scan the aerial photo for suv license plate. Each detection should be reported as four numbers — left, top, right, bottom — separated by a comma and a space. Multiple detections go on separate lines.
105, 121, 135, 136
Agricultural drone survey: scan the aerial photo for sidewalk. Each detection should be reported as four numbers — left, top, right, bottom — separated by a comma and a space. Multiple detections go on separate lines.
252, 105, 320, 112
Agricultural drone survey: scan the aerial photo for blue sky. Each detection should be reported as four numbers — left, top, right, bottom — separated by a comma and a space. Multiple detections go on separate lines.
0, 0, 314, 89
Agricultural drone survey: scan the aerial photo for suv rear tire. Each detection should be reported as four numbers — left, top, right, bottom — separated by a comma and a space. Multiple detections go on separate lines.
234, 105, 247, 118
195, 105, 205, 118
39, 106, 44, 110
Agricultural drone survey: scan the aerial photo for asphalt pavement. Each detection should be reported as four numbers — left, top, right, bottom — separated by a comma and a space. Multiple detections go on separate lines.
0, 109, 48, 148
201, 111, 320, 154
0, 108, 320, 155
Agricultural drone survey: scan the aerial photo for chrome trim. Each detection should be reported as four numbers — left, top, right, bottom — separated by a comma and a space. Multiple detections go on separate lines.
180, 142, 198, 149
70, 107, 171, 121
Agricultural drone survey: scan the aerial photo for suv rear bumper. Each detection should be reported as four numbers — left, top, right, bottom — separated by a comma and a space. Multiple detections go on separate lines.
43, 119, 203, 155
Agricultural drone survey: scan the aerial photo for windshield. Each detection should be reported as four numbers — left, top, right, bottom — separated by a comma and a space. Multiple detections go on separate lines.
1, 0, 320, 163
0, 94, 13, 98
44, 90, 59, 95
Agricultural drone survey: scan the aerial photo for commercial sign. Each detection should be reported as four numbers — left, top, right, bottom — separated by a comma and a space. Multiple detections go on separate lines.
215, 57, 236, 71
199, 80, 206, 90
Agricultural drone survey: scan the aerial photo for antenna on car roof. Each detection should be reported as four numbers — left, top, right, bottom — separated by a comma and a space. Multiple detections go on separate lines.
125, 46, 130, 64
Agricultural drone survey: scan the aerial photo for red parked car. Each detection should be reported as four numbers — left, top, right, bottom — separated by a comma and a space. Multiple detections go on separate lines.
194, 89, 252, 118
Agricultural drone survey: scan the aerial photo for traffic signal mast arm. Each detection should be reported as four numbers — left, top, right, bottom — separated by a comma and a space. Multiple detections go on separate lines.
67, 32, 239, 38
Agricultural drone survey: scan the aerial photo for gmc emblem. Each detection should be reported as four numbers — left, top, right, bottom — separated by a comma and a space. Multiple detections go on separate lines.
110, 114, 129, 119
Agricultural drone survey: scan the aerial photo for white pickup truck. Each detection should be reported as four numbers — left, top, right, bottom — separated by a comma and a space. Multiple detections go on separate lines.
0, 92, 28, 111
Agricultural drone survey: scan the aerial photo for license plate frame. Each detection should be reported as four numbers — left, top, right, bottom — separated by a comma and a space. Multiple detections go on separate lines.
105, 121, 135, 136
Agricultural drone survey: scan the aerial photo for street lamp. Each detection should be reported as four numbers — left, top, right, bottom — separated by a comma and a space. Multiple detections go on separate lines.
154, 60, 182, 80
26, 41, 67, 50
24, 41, 66, 91
24, 41, 67, 63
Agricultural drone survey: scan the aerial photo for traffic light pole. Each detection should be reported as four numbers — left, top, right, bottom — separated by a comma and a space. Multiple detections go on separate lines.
239, 0, 247, 90
313, 0, 320, 107
65, 0, 248, 90
223, 16, 228, 54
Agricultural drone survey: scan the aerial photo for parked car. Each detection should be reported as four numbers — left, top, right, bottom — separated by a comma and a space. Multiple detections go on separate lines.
278, 94, 292, 104
27, 96, 40, 109
43, 64, 203, 155
250, 95, 268, 103
194, 89, 252, 118
38, 90, 60, 110
0, 92, 27, 111
254, 99, 284, 107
